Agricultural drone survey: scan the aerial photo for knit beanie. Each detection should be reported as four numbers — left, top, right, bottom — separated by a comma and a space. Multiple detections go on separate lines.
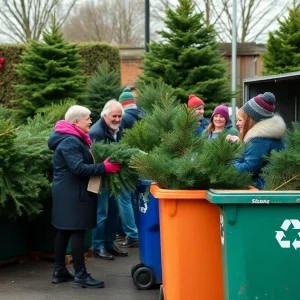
188, 94, 204, 108
119, 87, 135, 106
211, 104, 229, 123
242, 92, 275, 122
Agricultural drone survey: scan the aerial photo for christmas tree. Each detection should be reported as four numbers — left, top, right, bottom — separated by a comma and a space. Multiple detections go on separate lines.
85, 62, 124, 121
135, 80, 177, 114
121, 92, 181, 152
132, 104, 253, 190
262, 2, 300, 75
141, 0, 231, 111
13, 15, 85, 124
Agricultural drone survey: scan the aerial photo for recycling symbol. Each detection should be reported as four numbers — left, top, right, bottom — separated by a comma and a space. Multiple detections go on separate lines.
139, 193, 148, 214
275, 219, 300, 249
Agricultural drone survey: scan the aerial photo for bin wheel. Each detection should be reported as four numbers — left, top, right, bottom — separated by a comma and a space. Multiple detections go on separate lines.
133, 267, 155, 290
131, 263, 144, 278
159, 285, 164, 300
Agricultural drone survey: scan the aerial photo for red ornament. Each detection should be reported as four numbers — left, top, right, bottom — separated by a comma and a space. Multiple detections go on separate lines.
0, 57, 3, 69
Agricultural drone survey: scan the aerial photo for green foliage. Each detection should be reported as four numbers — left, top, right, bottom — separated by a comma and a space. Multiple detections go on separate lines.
140, 0, 231, 105
0, 45, 24, 108
121, 120, 159, 153
12, 15, 85, 124
0, 43, 120, 108
91, 142, 140, 197
84, 62, 123, 121
262, 122, 300, 190
121, 93, 181, 152
78, 42, 120, 77
135, 80, 177, 114
0, 117, 45, 218
0, 105, 12, 119
0, 101, 75, 218
132, 105, 252, 190
263, 3, 300, 75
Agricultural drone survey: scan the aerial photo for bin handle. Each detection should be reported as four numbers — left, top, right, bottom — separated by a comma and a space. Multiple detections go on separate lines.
227, 205, 237, 225
165, 199, 177, 217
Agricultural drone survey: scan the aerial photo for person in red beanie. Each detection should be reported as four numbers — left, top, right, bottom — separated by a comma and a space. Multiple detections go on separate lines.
187, 94, 209, 135
204, 104, 239, 139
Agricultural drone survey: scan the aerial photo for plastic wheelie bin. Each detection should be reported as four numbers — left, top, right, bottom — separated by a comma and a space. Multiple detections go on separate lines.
151, 184, 224, 300
206, 189, 300, 300
131, 180, 162, 290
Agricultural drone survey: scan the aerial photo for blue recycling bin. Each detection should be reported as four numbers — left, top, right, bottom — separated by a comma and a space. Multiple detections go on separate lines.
131, 180, 162, 290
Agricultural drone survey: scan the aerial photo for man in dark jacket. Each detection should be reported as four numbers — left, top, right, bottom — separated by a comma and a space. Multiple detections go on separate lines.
89, 99, 128, 260
119, 87, 145, 129
117, 88, 145, 248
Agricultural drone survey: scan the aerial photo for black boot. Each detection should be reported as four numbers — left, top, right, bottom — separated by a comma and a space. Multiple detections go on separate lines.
73, 272, 105, 289
52, 264, 74, 284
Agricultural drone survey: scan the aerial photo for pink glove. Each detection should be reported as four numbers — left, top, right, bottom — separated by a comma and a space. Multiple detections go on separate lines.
103, 157, 122, 174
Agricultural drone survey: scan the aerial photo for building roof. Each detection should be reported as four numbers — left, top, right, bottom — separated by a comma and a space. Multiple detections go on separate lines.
119, 43, 266, 59
244, 71, 300, 83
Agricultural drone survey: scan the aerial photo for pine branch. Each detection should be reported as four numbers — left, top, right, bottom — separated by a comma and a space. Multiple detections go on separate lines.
0, 127, 20, 137
273, 173, 300, 191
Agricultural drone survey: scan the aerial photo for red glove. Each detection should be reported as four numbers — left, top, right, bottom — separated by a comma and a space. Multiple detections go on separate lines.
103, 157, 121, 174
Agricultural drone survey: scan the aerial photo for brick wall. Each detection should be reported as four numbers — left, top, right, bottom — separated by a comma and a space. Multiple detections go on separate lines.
121, 58, 143, 87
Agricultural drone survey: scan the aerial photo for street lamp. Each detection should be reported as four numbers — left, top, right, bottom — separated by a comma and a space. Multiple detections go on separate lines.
145, 0, 150, 52
231, 0, 237, 125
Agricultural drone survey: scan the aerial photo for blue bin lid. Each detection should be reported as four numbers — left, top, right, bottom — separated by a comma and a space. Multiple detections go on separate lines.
138, 179, 156, 186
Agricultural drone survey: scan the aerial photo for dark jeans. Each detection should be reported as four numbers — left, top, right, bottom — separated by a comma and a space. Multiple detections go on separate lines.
54, 229, 86, 275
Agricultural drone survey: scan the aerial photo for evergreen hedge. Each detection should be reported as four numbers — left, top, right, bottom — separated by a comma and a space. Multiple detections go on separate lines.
0, 43, 120, 107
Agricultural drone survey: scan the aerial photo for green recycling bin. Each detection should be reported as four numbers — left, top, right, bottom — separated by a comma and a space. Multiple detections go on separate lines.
206, 189, 300, 300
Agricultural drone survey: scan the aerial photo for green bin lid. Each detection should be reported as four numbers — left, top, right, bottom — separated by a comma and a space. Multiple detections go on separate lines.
206, 189, 300, 204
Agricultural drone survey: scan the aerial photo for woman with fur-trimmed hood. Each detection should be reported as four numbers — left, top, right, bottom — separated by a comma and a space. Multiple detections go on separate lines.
226, 92, 286, 189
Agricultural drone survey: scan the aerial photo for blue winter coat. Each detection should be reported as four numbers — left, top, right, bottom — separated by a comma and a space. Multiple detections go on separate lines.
121, 108, 145, 130
196, 118, 209, 135
48, 133, 106, 230
233, 115, 286, 189
89, 118, 123, 143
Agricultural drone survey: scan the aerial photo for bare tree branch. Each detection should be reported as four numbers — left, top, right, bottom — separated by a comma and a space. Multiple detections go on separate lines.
61, 0, 146, 47
0, 0, 77, 43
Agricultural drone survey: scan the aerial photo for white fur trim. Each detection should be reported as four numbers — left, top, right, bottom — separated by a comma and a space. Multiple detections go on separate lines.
244, 115, 286, 142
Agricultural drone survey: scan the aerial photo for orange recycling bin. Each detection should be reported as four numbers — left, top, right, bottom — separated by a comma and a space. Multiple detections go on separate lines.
150, 184, 223, 300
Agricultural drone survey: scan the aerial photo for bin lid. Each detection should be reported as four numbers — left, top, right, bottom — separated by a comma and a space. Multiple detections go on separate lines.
138, 179, 156, 186
206, 189, 300, 204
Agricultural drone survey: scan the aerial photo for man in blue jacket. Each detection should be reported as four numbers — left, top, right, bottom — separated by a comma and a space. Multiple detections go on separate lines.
89, 99, 128, 260
116, 88, 145, 248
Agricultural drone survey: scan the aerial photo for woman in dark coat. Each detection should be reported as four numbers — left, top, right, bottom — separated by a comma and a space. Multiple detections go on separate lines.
48, 105, 121, 288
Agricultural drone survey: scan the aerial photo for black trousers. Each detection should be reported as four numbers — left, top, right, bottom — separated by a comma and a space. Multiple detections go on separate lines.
54, 229, 86, 274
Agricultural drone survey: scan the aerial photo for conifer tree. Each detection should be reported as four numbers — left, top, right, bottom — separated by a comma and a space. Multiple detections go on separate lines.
263, 2, 300, 75
132, 105, 252, 190
85, 62, 123, 121
141, 0, 231, 110
13, 15, 85, 124
135, 80, 177, 114
262, 122, 300, 190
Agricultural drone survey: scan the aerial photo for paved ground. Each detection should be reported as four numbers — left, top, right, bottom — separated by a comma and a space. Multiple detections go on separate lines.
0, 248, 159, 300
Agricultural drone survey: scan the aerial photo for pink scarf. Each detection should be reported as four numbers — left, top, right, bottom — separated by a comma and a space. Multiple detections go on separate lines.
55, 120, 92, 147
